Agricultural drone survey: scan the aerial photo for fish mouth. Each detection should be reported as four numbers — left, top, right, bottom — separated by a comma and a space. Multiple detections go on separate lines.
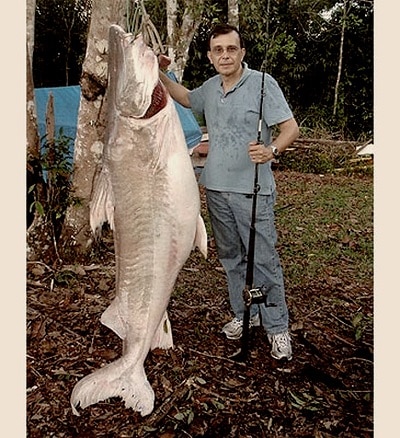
141, 81, 168, 119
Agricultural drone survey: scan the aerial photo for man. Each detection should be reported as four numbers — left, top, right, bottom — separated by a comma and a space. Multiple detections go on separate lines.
159, 24, 299, 360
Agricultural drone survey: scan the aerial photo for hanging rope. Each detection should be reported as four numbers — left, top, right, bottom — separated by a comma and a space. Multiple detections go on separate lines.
126, 0, 165, 54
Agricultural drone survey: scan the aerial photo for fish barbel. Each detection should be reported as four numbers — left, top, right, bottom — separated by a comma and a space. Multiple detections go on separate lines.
70, 24, 207, 416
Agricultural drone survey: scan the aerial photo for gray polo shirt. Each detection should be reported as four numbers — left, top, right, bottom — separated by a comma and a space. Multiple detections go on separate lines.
189, 64, 293, 195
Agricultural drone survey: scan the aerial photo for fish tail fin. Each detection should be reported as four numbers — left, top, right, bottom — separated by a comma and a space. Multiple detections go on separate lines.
150, 311, 174, 350
70, 359, 155, 416
195, 214, 208, 259
90, 165, 115, 235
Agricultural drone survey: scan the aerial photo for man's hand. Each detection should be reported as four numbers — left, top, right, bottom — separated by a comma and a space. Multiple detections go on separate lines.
158, 54, 171, 70
248, 141, 274, 164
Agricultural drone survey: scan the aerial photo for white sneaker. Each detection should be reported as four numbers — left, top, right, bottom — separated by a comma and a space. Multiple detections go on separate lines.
268, 331, 293, 360
222, 314, 260, 340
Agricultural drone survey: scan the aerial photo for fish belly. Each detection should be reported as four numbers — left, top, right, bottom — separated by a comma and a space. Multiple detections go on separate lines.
71, 98, 203, 416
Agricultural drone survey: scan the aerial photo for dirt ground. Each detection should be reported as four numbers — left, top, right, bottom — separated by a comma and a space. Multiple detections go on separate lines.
27, 170, 373, 437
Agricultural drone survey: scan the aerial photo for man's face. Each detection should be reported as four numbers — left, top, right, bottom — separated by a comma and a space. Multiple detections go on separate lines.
207, 31, 245, 77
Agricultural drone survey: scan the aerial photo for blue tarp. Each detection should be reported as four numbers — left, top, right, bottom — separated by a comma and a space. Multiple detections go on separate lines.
165, 71, 203, 150
173, 98, 203, 149
35, 86, 81, 146
34, 84, 202, 151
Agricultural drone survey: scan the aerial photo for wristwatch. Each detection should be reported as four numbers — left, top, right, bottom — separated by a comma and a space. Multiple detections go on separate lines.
270, 144, 280, 159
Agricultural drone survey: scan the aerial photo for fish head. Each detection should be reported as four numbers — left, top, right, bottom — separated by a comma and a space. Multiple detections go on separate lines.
109, 25, 160, 118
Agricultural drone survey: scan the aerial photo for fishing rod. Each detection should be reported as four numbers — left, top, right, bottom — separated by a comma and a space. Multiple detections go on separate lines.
231, 0, 276, 363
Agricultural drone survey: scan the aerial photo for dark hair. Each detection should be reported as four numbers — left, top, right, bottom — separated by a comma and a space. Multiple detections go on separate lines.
207, 24, 245, 50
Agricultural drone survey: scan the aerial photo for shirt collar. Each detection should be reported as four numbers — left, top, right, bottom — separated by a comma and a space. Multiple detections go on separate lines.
219, 62, 251, 93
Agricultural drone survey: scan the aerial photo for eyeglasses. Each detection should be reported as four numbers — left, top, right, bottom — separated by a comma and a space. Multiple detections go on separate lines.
210, 45, 241, 56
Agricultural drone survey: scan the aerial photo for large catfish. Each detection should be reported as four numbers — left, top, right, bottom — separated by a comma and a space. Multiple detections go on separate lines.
70, 24, 207, 416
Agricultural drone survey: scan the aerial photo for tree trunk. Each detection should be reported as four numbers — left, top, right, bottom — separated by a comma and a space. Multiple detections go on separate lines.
26, 46, 40, 167
227, 0, 239, 28
333, 0, 349, 117
26, 0, 36, 66
59, 0, 127, 262
26, 0, 53, 261
166, 0, 205, 82
26, 0, 39, 164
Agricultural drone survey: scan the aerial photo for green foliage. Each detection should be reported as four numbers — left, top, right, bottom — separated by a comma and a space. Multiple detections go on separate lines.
183, 1, 225, 88
267, 32, 297, 65
30, 200, 45, 216
34, 0, 91, 87
288, 390, 324, 412
352, 311, 372, 341
276, 137, 373, 177
54, 268, 77, 287
278, 148, 336, 174
174, 408, 195, 425
285, 0, 373, 140
184, 0, 372, 140
31, 130, 79, 239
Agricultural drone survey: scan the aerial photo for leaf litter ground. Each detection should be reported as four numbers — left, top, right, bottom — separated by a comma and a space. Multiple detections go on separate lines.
27, 170, 373, 437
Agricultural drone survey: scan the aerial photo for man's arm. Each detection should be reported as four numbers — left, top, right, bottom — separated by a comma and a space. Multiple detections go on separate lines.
248, 118, 299, 163
269, 118, 300, 153
159, 70, 192, 109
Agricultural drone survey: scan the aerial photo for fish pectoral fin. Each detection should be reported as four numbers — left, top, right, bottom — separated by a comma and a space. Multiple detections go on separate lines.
100, 298, 127, 339
194, 214, 208, 259
150, 311, 174, 350
90, 165, 115, 234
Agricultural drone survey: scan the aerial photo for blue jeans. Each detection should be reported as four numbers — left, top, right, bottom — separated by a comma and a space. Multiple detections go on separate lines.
206, 189, 289, 335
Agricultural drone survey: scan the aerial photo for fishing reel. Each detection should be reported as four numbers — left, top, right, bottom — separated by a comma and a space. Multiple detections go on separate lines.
243, 286, 277, 307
